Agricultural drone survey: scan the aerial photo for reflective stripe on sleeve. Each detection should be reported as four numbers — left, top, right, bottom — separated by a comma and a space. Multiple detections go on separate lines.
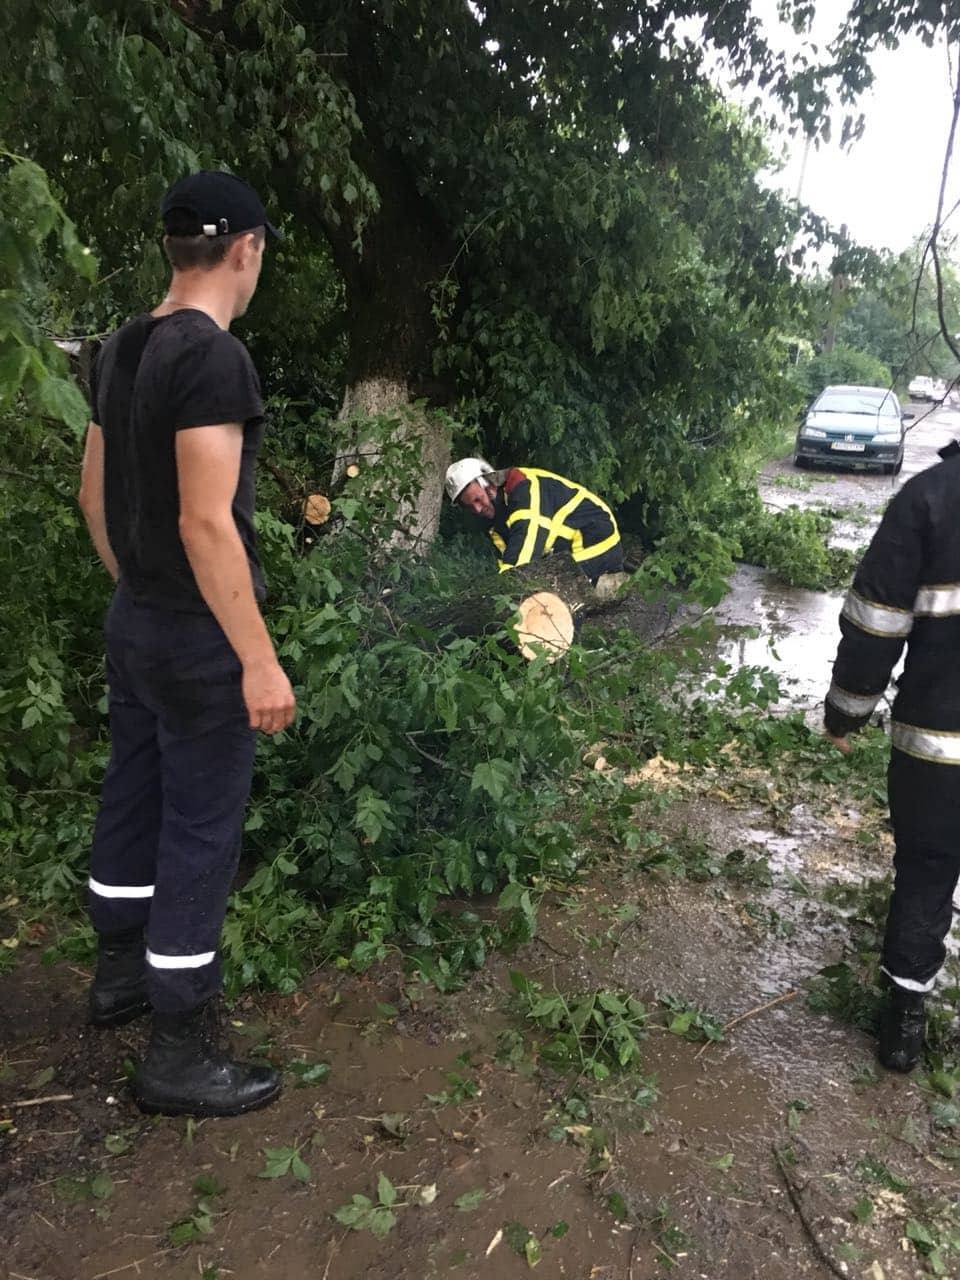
841, 589, 913, 638
880, 965, 937, 993
913, 583, 960, 616
891, 722, 960, 764
146, 948, 217, 970
825, 682, 883, 719
89, 877, 154, 899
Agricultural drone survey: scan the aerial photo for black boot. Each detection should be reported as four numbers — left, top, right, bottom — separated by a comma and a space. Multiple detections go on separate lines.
877, 984, 926, 1073
88, 927, 150, 1027
133, 1001, 281, 1117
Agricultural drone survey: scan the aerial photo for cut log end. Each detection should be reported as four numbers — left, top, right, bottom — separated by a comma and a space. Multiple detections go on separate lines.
345, 463, 361, 478
303, 493, 332, 525
515, 591, 575, 662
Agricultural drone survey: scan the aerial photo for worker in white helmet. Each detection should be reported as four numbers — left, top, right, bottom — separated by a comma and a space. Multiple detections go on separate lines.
444, 458, 623, 584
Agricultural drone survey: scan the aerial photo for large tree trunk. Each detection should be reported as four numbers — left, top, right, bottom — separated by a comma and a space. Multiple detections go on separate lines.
334, 376, 450, 551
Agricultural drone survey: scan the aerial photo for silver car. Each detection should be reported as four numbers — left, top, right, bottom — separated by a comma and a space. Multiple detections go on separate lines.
794, 384, 915, 475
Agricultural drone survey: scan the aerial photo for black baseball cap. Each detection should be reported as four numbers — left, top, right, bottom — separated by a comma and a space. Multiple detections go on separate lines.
160, 170, 281, 240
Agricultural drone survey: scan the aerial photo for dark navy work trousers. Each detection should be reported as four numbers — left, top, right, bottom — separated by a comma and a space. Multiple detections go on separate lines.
88, 586, 256, 1013
882, 748, 960, 993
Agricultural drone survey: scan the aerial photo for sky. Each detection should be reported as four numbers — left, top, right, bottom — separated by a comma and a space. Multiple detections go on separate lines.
724, 0, 959, 254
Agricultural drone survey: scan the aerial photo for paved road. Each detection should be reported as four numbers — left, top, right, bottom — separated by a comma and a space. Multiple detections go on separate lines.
710, 402, 960, 709
760, 401, 960, 538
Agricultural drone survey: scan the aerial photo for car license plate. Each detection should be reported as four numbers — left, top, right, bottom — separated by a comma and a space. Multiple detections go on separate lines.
830, 441, 866, 452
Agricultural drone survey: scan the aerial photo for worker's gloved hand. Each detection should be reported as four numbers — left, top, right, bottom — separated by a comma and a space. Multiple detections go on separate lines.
823, 730, 852, 755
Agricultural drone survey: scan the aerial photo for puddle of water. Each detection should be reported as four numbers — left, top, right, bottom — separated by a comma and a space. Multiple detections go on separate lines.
713, 409, 960, 709
711, 563, 842, 707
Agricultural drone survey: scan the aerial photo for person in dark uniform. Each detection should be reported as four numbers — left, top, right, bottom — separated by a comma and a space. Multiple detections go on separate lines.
824, 435, 960, 1072
444, 456, 624, 584
78, 171, 295, 1116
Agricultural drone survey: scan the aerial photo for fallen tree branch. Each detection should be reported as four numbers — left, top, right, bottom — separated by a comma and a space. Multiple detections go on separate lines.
772, 1144, 848, 1280
695, 989, 797, 1060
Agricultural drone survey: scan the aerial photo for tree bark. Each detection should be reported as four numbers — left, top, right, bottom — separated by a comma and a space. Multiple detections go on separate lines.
334, 377, 450, 551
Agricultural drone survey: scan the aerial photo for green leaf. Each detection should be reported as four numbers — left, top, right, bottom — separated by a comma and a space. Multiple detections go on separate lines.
368, 1206, 397, 1238
90, 1172, 114, 1200
27, 1064, 55, 1090
258, 1147, 295, 1178
454, 1189, 486, 1211
334, 1194, 373, 1228
291, 1152, 311, 1183
105, 1133, 132, 1155
905, 1218, 937, 1252
35, 373, 89, 431
606, 1191, 629, 1221
168, 1218, 202, 1246
851, 1196, 873, 1224
551, 1220, 569, 1238
289, 1059, 331, 1086
709, 1152, 734, 1171
524, 1236, 542, 1267
927, 1071, 957, 1099
471, 758, 512, 802
377, 1172, 397, 1207
193, 1173, 225, 1196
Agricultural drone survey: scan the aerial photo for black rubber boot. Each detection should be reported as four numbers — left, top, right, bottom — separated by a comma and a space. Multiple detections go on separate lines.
877, 984, 926, 1073
88, 927, 150, 1027
133, 1001, 281, 1117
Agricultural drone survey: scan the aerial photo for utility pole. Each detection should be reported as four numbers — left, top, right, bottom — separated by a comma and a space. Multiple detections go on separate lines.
822, 222, 849, 355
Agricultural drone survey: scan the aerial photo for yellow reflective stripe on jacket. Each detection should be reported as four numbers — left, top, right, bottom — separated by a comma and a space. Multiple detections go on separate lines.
544, 489, 584, 553
489, 528, 507, 554
511, 472, 545, 567
522, 468, 617, 521
574, 526, 620, 562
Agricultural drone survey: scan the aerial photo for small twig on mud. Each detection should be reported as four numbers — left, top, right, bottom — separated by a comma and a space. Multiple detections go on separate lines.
536, 934, 572, 959
321, 1230, 348, 1280
89, 1253, 172, 1280
629, 1230, 643, 1279
694, 990, 797, 1061
11, 1093, 75, 1109
772, 1145, 848, 1280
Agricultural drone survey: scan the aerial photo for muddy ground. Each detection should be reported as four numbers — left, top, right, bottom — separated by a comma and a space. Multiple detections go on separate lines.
2, 410, 959, 1280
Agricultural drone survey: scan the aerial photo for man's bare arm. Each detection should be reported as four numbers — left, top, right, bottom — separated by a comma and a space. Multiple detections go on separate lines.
78, 424, 120, 581
176, 424, 295, 734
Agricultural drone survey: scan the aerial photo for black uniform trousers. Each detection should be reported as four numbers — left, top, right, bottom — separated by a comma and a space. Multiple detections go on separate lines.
88, 586, 256, 1013
882, 748, 960, 992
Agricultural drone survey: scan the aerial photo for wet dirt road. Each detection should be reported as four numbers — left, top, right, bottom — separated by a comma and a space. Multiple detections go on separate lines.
712, 403, 960, 708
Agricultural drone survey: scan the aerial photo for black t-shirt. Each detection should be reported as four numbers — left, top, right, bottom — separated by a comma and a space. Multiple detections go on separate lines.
89, 309, 265, 612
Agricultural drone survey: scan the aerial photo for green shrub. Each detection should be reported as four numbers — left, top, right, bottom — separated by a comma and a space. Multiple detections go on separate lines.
791, 343, 892, 402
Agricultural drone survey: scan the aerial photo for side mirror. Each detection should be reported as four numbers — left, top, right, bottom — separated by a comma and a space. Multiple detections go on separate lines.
902, 411, 915, 421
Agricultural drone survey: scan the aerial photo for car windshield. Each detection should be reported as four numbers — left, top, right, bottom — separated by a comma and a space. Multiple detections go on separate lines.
813, 391, 898, 418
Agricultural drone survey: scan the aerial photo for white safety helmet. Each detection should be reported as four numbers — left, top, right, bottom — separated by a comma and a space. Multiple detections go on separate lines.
444, 456, 495, 503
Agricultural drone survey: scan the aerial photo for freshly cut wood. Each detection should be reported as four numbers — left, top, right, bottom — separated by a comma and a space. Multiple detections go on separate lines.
345, 463, 361, 478
514, 591, 575, 661
303, 493, 332, 524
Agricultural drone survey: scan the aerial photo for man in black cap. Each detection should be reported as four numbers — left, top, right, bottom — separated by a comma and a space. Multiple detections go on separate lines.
78, 171, 295, 1116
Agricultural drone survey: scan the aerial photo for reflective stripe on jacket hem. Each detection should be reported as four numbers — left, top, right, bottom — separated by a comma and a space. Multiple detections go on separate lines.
89, 877, 155, 899
825, 682, 882, 718
891, 721, 960, 764
880, 965, 937, 993
146, 948, 217, 970
841, 589, 913, 638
